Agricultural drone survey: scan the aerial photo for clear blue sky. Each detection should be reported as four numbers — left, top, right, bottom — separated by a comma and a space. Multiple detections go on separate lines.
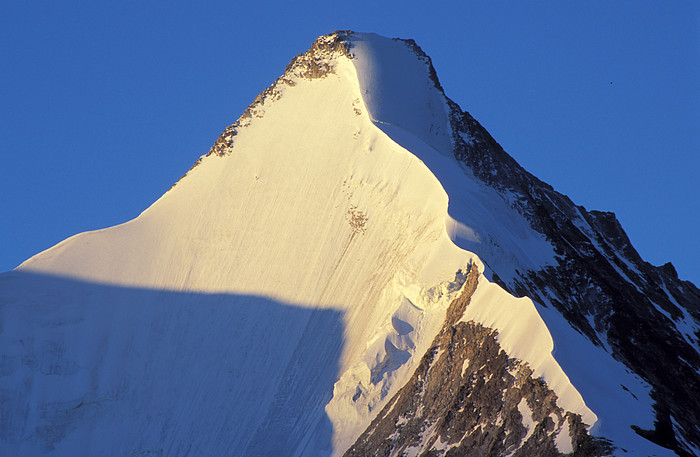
2, 1, 698, 284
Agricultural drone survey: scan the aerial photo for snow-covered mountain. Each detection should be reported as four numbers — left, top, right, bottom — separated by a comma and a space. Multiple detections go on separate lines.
1, 31, 698, 457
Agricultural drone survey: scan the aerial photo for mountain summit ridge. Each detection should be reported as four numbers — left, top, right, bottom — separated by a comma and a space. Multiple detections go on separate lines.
2, 31, 698, 456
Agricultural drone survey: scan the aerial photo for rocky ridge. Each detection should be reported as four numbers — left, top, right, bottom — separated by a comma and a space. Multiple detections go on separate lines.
345, 265, 611, 457
173, 32, 353, 186
446, 84, 700, 457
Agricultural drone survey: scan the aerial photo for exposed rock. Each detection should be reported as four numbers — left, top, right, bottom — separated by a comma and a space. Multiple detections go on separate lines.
209, 31, 352, 158
345, 265, 611, 457
169, 31, 354, 190
207, 124, 238, 158
285, 30, 352, 80
391, 37, 444, 94
446, 103, 700, 456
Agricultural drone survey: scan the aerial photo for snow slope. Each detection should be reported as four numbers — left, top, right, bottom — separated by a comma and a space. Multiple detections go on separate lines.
0, 32, 671, 456
2, 34, 476, 456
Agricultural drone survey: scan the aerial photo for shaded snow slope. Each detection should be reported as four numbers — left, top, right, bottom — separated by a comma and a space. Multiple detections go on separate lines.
347, 33, 675, 457
5, 36, 475, 456
350, 33, 557, 283
347, 33, 675, 456
1, 32, 673, 456
0, 272, 345, 456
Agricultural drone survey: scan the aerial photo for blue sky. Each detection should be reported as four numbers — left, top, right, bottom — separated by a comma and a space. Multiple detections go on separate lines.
1, 1, 698, 284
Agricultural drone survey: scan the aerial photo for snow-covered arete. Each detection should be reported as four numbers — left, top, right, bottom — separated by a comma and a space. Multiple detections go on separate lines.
0, 32, 677, 456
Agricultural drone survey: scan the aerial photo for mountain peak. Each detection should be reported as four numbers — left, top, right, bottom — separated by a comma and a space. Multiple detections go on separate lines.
3, 32, 698, 457
205, 31, 449, 159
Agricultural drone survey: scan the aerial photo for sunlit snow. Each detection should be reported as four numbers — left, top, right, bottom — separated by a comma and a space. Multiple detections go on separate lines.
0, 32, 675, 456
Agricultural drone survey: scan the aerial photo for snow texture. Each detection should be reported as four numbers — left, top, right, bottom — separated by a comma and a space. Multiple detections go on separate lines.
0, 32, 673, 456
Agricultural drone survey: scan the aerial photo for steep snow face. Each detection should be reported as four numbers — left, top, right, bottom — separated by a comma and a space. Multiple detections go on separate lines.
349, 33, 557, 283
1, 32, 668, 456
348, 30, 596, 436
5, 37, 475, 456
347, 33, 676, 457
349, 33, 453, 157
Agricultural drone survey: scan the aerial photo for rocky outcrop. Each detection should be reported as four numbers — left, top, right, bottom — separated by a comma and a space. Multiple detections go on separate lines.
345, 265, 610, 457
284, 31, 352, 79
446, 97, 700, 457
169, 31, 354, 189
207, 31, 352, 159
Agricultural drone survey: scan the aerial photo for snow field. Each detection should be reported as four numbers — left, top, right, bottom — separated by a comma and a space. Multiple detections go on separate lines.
2, 32, 675, 457
9, 44, 475, 455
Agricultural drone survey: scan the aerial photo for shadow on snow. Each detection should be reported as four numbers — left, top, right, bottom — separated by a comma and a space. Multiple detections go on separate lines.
0, 271, 344, 456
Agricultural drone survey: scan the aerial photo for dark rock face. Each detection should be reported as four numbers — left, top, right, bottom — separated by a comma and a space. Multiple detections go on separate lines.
445, 98, 700, 457
345, 266, 611, 457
